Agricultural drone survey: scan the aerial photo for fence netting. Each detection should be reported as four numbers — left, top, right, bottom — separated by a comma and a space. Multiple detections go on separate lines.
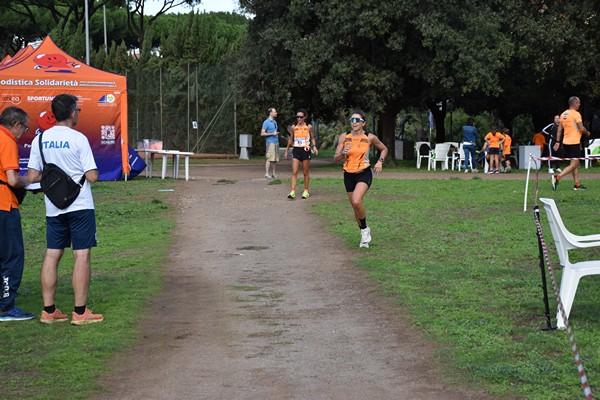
127, 63, 236, 154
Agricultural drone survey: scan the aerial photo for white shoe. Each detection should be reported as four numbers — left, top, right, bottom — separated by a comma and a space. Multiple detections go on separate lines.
360, 227, 371, 248
548, 168, 554, 174
557, 168, 562, 173
464, 169, 469, 174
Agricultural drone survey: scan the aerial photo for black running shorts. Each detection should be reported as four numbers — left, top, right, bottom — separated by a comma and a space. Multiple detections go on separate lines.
344, 168, 373, 192
292, 147, 311, 161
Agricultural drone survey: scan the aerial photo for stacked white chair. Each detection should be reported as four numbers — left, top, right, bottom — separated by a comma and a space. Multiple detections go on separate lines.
539, 198, 600, 329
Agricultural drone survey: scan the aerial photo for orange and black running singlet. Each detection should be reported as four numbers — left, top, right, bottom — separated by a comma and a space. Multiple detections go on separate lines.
343, 133, 371, 173
292, 125, 311, 148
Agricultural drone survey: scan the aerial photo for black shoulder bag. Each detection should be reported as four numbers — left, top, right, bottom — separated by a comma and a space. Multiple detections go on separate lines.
0, 178, 26, 204
38, 132, 86, 209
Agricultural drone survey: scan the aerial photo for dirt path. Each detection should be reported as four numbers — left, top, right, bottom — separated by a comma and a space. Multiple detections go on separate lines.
93, 161, 500, 400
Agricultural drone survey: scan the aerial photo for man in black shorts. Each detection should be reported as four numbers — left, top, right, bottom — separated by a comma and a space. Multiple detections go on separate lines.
552, 96, 589, 191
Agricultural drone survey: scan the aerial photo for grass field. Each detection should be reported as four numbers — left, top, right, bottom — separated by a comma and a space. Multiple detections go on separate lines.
310, 171, 600, 399
0, 178, 177, 400
3, 160, 600, 399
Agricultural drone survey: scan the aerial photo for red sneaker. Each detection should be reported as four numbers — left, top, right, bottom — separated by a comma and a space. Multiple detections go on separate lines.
40, 308, 69, 324
71, 309, 104, 326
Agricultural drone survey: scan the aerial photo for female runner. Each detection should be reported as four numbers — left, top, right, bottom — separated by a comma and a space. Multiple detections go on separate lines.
333, 110, 388, 248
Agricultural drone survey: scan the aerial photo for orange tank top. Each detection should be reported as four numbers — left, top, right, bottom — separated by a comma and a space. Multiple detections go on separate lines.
343, 133, 371, 173
292, 125, 311, 148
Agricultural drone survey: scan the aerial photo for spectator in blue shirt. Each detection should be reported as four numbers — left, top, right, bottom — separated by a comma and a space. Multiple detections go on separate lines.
261, 107, 279, 179
462, 118, 478, 173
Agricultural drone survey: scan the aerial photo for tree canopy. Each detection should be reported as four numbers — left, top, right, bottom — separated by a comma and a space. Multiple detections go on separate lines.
235, 0, 600, 157
2, 1, 600, 156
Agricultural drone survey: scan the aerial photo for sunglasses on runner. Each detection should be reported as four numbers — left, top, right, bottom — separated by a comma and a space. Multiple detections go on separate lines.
296, 116, 305, 119
349, 117, 365, 123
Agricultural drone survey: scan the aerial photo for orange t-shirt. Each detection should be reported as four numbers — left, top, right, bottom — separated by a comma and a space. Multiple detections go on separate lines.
343, 133, 371, 173
503, 135, 512, 155
292, 124, 311, 148
0, 125, 20, 211
532, 132, 546, 153
484, 132, 504, 149
560, 109, 583, 145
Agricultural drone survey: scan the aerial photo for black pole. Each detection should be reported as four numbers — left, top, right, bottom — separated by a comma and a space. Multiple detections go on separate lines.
534, 205, 557, 331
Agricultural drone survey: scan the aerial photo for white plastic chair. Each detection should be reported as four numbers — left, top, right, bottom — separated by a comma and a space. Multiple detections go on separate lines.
446, 142, 459, 170
584, 140, 600, 168
415, 142, 431, 169
539, 198, 600, 328
428, 143, 451, 171
451, 143, 468, 171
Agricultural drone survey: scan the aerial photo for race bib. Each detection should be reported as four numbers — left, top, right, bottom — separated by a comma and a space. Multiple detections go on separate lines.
294, 137, 307, 147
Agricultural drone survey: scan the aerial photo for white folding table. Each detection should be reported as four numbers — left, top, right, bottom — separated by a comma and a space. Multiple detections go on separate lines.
136, 149, 194, 181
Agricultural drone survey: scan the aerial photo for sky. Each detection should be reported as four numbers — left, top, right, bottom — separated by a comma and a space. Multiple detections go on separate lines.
144, 0, 239, 15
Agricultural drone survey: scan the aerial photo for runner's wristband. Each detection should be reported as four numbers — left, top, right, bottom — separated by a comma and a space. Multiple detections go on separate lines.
379, 157, 385, 162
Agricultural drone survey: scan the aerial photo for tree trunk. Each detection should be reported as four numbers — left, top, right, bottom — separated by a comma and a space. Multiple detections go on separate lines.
377, 103, 399, 165
427, 100, 447, 143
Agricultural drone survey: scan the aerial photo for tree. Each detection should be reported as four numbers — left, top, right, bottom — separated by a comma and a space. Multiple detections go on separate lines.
0, 0, 135, 59
157, 12, 247, 66
446, 1, 600, 134
235, 0, 519, 157
124, 0, 202, 50
236, 0, 600, 153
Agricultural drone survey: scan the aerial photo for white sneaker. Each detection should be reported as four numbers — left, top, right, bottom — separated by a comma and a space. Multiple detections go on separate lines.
548, 168, 554, 174
557, 168, 562, 173
360, 227, 371, 248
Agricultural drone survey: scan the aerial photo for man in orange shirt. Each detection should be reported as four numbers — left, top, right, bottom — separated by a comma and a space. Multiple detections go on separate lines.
0, 107, 34, 321
552, 96, 589, 190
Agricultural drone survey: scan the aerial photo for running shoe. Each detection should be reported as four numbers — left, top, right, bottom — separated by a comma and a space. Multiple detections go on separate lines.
574, 183, 587, 191
360, 227, 371, 248
271, 174, 277, 179
551, 175, 559, 191
301, 190, 309, 199
287, 190, 296, 199
0, 307, 35, 321
264, 175, 272, 180
40, 308, 69, 324
548, 168, 554, 174
71, 309, 103, 326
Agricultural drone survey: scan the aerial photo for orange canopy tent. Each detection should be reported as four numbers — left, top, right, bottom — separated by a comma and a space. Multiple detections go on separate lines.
0, 36, 130, 180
